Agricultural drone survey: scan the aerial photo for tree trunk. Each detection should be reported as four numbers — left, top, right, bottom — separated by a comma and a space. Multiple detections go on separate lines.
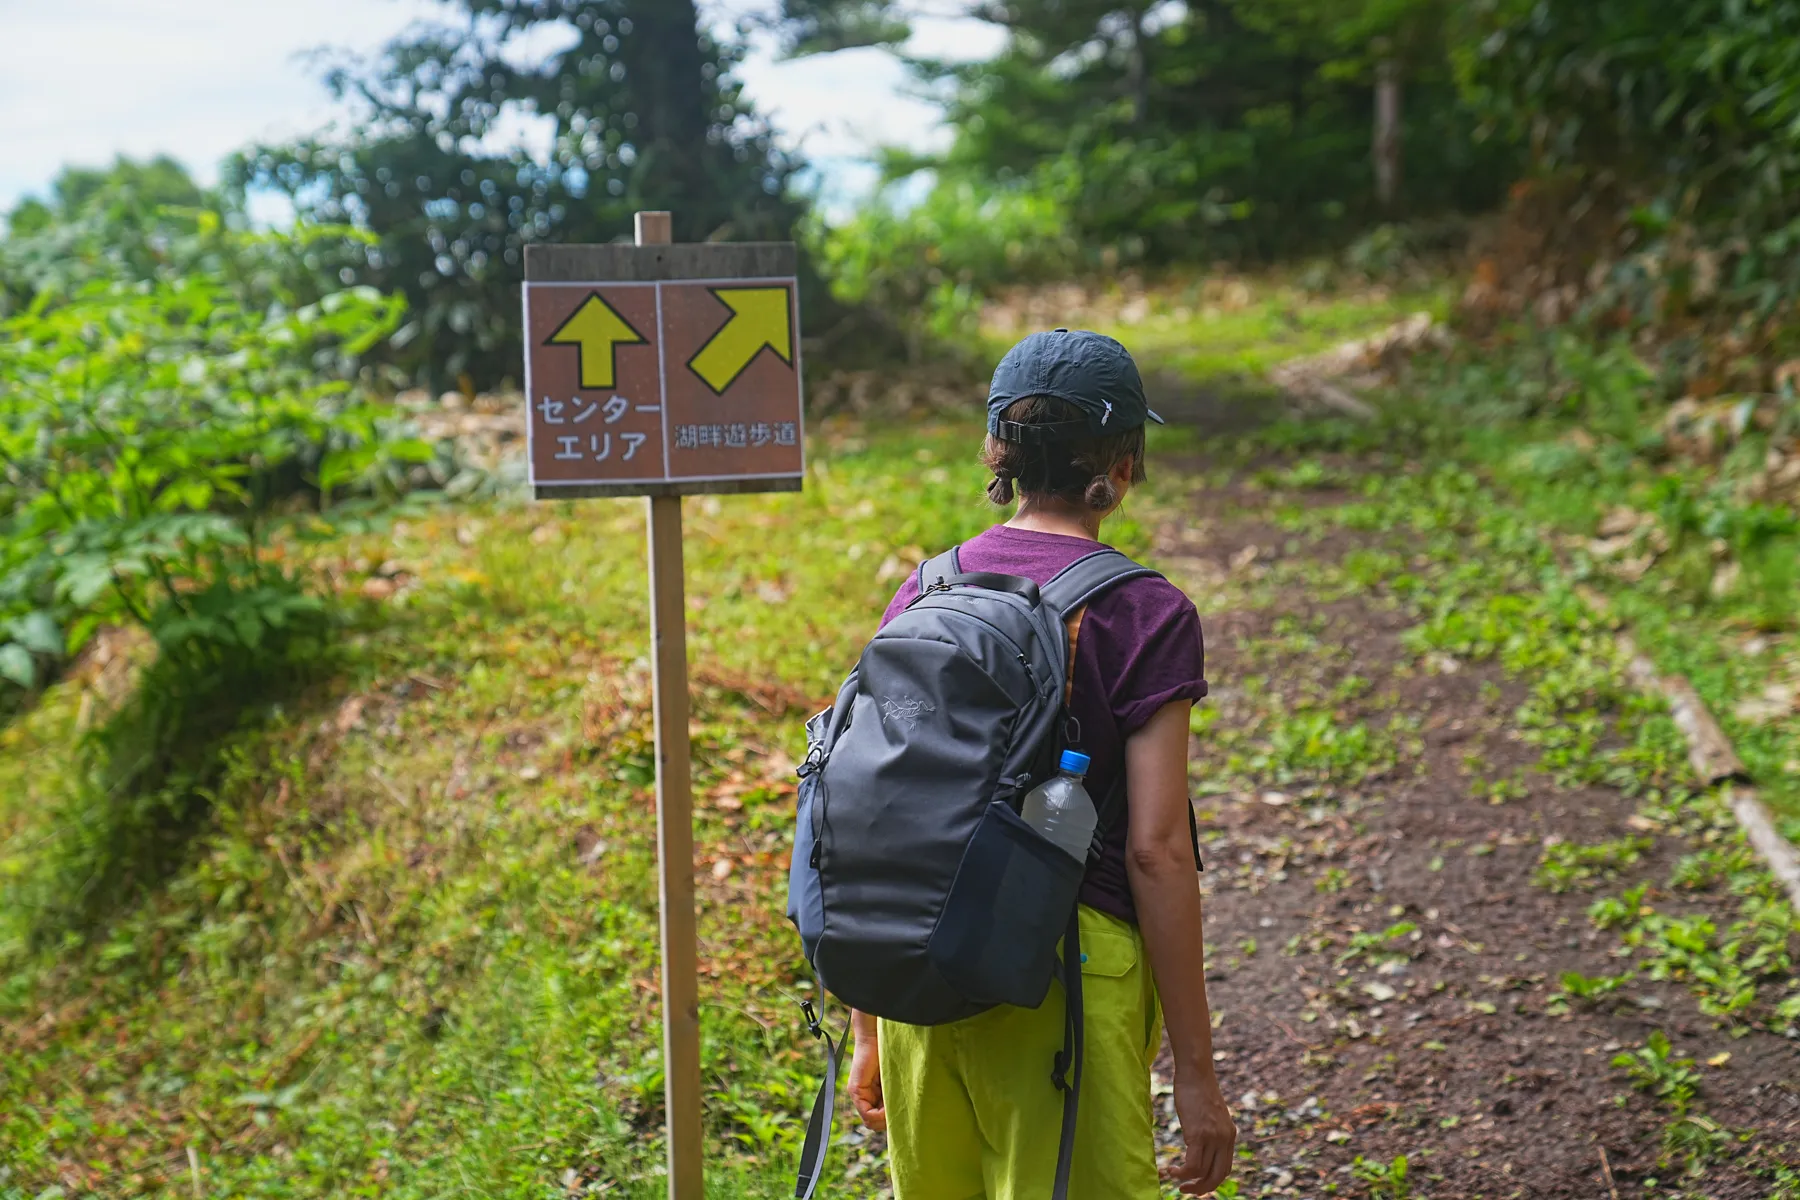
1125, 5, 1150, 126
624, 0, 709, 148
620, 0, 712, 232
1373, 56, 1401, 211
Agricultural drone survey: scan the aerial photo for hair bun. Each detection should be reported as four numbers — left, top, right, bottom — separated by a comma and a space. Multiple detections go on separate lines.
979, 394, 1145, 511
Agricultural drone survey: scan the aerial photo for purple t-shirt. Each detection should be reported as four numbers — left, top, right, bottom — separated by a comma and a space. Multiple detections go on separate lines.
881, 525, 1208, 925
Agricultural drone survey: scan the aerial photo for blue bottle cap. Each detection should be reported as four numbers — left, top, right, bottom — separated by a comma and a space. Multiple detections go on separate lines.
1059, 750, 1091, 775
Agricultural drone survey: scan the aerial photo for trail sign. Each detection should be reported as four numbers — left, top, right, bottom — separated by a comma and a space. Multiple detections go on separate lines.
523, 241, 805, 498
546, 294, 646, 389
686, 286, 794, 392
524, 219, 805, 1200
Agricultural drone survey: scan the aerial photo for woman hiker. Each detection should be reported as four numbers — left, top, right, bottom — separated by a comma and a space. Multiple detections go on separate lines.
845, 329, 1238, 1197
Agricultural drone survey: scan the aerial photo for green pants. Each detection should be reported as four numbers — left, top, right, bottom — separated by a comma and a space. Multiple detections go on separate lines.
878, 906, 1164, 1200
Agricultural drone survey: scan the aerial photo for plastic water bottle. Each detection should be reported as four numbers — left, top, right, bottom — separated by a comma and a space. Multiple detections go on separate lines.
1021, 750, 1098, 863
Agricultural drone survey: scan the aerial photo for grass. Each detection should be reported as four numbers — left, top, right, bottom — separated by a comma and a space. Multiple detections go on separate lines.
6, 264, 1800, 1195
978, 270, 1453, 383
1089, 282, 1452, 382
1368, 334, 1800, 836
0, 413, 1199, 1196
1126, 309, 1800, 838
1175, 426, 1799, 1039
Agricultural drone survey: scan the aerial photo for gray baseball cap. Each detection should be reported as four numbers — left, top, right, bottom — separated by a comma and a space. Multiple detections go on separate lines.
986, 328, 1163, 443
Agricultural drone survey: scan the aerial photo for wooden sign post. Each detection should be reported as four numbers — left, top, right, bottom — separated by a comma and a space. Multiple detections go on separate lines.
523, 213, 805, 1198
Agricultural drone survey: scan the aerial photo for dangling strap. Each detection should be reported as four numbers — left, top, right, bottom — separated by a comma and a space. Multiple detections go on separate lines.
1050, 906, 1084, 1200
794, 993, 845, 1200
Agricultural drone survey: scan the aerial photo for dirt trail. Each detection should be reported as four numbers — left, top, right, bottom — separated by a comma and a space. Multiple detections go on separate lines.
1149, 463, 1800, 1199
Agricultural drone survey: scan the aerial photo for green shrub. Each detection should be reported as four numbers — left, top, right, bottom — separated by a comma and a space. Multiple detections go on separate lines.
810, 180, 1078, 351
1455, 1, 1800, 359
1457, 0, 1800, 238
0, 229, 416, 940
0, 234, 413, 692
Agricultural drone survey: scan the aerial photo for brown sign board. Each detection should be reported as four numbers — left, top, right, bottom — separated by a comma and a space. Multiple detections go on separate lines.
522, 243, 805, 499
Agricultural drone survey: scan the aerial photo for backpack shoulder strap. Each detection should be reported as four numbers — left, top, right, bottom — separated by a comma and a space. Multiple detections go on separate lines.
915, 545, 963, 595
1041, 547, 1162, 617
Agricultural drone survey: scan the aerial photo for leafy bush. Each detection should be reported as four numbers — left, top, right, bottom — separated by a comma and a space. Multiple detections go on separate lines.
0, 226, 416, 942
1, 159, 380, 327
1, 157, 206, 316
1453, 1, 1800, 376
0, 238, 413, 696
810, 180, 1079, 351
1456, 0, 1800, 235
1030, 101, 1503, 264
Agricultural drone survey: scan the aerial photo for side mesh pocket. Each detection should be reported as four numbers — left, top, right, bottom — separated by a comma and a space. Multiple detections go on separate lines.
926, 801, 1084, 1009
786, 705, 835, 957
787, 772, 825, 957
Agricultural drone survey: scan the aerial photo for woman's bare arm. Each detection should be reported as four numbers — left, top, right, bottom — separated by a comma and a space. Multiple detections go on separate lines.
1125, 700, 1236, 1195
846, 1009, 885, 1131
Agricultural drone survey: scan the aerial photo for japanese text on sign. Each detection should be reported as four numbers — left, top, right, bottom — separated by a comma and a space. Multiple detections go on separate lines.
523, 277, 805, 491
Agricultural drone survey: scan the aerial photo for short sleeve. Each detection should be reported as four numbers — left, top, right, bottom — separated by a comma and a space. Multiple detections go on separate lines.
880, 575, 921, 630
1089, 579, 1208, 738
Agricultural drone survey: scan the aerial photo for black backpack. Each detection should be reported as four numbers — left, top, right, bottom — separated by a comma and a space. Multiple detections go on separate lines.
786, 543, 1162, 1199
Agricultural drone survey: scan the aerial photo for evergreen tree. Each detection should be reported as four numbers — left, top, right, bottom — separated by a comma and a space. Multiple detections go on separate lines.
782, 0, 1511, 259
234, 0, 803, 390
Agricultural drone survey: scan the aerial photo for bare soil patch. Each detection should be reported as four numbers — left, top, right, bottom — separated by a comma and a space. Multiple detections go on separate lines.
1153, 473, 1800, 1199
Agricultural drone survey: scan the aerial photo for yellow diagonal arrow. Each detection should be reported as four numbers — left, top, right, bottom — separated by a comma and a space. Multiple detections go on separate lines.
546, 293, 646, 390
687, 287, 793, 394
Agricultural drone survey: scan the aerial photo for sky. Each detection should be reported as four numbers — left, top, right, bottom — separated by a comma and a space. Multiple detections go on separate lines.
0, 0, 1004, 220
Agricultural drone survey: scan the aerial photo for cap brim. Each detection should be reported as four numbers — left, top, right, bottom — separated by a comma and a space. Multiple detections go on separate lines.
1146, 407, 1165, 425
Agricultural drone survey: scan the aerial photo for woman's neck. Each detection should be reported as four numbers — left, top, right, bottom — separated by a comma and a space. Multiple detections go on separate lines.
1005, 503, 1105, 542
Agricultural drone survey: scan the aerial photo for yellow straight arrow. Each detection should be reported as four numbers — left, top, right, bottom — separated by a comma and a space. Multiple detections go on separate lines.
547, 293, 647, 390
687, 287, 793, 394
